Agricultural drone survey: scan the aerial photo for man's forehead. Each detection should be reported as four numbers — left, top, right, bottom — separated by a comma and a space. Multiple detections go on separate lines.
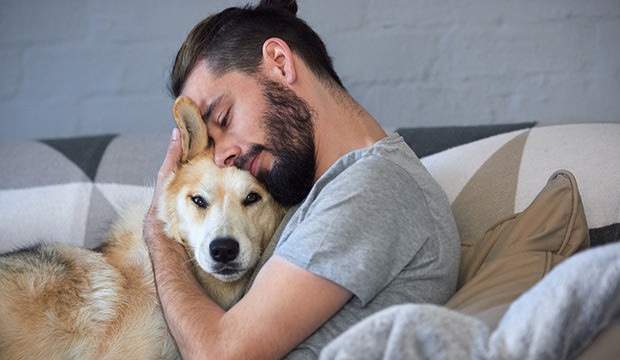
181, 62, 217, 99
181, 72, 224, 115
182, 65, 246, 108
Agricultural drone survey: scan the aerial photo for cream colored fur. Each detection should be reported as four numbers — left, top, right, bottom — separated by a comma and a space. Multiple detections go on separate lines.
0, 96, 285, 360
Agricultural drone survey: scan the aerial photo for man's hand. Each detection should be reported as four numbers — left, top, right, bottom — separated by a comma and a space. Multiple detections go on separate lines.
144, 128, 183, 248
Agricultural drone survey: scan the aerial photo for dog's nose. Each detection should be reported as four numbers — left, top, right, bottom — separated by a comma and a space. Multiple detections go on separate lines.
209, 238, 240, 263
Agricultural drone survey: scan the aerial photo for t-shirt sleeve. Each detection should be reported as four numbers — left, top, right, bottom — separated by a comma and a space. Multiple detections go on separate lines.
274, 156, 436, 306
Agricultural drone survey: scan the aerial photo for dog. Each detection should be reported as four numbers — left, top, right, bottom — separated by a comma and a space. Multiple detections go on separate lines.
0, 96, 286, 360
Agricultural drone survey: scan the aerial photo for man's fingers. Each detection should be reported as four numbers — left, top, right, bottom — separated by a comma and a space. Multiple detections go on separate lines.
151, 128, 183, 212
158, 128, 183, 180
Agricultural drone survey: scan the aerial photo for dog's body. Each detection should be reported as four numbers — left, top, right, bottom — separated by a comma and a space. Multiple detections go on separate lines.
0, 97, 285, 360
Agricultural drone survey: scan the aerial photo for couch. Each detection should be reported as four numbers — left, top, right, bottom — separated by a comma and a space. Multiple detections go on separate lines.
1, 122, 619, 359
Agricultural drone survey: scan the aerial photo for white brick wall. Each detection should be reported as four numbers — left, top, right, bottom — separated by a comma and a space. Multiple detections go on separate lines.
1, 0, 619, 141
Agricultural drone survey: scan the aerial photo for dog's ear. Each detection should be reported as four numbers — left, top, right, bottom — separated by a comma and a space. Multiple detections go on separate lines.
172, 96, 210, 162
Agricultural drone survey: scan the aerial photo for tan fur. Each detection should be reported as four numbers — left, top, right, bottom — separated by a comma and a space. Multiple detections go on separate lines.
0, 97, 285, 360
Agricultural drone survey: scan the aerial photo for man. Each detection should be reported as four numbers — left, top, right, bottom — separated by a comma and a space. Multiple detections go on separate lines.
143, 1, 460, 359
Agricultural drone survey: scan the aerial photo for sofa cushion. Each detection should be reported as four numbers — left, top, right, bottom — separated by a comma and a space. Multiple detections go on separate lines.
0, 134, 167, 252
415, 123, 620, 328
412, 123, 620, 326
420, 123, 620, 249
444, 170, 590, 323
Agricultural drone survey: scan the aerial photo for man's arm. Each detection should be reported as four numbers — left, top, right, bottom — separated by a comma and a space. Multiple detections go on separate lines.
144, 129, 352, 360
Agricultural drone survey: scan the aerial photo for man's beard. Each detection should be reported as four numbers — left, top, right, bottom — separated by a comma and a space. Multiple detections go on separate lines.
234, 77, 316, 206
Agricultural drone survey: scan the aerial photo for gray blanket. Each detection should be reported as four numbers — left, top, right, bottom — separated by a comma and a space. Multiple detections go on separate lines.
321, 242, 620, 360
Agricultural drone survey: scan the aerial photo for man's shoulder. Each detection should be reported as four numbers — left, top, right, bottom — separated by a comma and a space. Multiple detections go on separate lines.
326, 137, 425, 190
309, 152, 428, 216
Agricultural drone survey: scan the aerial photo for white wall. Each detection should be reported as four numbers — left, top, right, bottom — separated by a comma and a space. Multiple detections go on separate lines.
1, 0, 619, 141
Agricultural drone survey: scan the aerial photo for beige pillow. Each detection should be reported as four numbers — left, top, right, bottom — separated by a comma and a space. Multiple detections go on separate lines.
445, 170, 590, 327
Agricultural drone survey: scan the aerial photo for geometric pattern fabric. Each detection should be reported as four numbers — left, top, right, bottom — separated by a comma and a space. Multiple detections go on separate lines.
0, 134, 166, 252
421, 123, 620, 248
1, 124, 619, 253
449, 131, 529, 244
41, 134, 116, 181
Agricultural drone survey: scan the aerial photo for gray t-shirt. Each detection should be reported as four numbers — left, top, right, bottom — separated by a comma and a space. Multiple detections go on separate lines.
275, 133, 461, 358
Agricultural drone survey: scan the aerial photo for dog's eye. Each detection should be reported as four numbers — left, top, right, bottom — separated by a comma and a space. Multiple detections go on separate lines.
243, 192, 261, 206
191, 195, 208, 209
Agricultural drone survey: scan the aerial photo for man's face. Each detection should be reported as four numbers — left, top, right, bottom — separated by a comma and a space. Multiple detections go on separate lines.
181, 62, 315, 206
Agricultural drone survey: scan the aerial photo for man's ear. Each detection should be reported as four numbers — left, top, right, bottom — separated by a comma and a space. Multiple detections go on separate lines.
172, 96, 210, 162
262, 37, 296, 84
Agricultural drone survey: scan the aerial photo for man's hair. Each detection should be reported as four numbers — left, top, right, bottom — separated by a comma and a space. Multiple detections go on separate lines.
169, 0, 344, 97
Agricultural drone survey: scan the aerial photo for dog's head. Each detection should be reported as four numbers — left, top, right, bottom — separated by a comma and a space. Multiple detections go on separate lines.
158, 96, 285, 283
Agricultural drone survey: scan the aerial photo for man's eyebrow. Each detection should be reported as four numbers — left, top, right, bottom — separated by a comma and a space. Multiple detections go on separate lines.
201, 94, 226, 123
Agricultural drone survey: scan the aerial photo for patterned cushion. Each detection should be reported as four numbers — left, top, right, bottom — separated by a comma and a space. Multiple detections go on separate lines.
0, 134, 167, 252
420, 123, 620, 248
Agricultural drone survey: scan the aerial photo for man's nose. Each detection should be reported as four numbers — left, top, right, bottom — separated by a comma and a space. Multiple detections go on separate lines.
214, 144, 241, 168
